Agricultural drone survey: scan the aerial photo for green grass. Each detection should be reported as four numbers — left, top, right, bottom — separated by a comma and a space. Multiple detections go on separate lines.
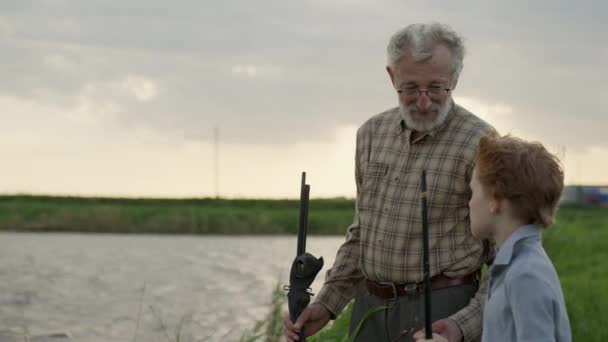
0, 195, 354, 234
543, 207, 608, 341
239, 283, 287, 342
244, 206, 608, 341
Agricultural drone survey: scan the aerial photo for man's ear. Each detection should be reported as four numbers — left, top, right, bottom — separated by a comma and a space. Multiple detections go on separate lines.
450, 75, 459, 91
386, 66, 396, 88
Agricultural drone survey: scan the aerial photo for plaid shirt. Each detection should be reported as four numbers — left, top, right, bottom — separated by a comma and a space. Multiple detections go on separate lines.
316, 102, 495, 341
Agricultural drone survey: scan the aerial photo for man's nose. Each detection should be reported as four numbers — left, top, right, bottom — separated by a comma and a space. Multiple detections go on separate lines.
417, 92, 431, 110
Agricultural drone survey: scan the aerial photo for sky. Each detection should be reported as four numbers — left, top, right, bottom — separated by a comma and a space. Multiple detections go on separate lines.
2, 0, 607, 198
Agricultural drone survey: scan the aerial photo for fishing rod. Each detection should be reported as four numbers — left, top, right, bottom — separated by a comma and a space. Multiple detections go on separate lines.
285, 172, 324, 342
421, 170, 432, 339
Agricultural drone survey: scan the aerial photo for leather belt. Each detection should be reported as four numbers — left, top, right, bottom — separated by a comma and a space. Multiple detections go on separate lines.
366, 273, 478, 300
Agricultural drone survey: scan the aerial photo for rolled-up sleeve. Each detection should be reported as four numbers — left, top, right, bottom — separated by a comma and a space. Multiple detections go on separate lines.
449, 271, 488, 341
314, 206, 363, 317
449, 239, 495, 341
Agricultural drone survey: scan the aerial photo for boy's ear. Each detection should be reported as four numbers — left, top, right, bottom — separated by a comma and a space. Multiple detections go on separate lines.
490, 197, 502, 214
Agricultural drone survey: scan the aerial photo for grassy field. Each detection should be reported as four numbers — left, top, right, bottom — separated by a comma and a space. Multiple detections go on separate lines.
542, 207, 608, 341
0, 195, 353, 234
242, 207, 608, 342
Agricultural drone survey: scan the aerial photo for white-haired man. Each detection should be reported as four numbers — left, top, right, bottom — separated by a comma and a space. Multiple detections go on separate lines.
285, 23, 495, 342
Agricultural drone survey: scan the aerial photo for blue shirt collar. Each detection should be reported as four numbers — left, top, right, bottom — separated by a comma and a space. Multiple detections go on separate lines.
493, 224, 542, 266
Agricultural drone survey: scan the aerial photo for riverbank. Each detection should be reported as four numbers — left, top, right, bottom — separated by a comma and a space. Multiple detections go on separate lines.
2, 195, 604, 236
0, 195, 353, 234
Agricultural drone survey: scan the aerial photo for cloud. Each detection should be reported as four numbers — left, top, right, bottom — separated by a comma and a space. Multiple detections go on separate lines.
43, 53, 74, 72
0, 0, 605, 150
121, 74, 159, 102
230, 64, 283, 79
231, 64, 260, 78
454, 96, 514, 130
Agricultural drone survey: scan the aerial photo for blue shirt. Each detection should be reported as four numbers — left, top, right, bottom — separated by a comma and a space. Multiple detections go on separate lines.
482, 225, 572, 342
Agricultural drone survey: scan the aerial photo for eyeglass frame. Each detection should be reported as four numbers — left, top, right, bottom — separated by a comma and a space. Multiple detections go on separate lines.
396, 86, 452, 99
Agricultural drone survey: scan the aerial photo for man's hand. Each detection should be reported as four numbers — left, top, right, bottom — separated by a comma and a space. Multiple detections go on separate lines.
283, 303, 331, 342
413, 319, 463, 342
413, 332, 449, 342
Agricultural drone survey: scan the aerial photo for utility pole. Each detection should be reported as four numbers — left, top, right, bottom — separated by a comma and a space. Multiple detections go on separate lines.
214, 126, 219, 199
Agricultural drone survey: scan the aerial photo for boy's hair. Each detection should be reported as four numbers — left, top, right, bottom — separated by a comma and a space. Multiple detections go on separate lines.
476, 133, 564, 228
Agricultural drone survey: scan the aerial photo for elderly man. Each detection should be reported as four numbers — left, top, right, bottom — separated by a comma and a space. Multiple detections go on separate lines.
284, 23, 495, 342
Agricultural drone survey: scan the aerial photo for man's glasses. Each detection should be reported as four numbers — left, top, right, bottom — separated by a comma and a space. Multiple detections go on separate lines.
396, 87, 451, 99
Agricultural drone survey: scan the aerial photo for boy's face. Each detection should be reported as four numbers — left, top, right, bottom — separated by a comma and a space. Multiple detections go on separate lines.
469, 167, 495, 239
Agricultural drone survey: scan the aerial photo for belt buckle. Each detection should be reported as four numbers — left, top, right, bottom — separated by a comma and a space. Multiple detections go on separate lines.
402, 283, 418, 296
377, 281, 398, 300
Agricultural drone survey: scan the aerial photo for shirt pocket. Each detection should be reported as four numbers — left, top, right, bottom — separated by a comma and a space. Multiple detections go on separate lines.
359, 162, 389, 212
426, 171, 464, 212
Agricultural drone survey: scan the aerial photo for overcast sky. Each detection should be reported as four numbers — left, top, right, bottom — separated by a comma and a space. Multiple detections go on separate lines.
2, 0, 606, 198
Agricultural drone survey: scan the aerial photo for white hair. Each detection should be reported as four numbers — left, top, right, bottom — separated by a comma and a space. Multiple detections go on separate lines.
387, 23, 466, 81
399, 99, 452, 132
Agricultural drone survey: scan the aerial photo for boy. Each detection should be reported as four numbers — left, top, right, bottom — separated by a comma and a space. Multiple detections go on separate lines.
416, 134, 571, 342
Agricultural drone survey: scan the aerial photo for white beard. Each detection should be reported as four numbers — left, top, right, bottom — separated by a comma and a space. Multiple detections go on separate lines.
399, 99, 452, 132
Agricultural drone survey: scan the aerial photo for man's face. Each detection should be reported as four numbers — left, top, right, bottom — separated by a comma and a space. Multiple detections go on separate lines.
468, 167, 495, 240
388, 45, 455, 132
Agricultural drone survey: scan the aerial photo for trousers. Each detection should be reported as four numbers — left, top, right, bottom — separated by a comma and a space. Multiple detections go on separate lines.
348, 282, 478, 342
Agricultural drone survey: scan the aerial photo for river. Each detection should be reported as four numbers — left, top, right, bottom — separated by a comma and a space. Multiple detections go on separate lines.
0, 233, 345, 342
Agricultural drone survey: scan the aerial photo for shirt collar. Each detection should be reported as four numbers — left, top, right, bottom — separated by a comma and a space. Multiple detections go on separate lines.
493, 224, 542, 266
389, 107, 406, 136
